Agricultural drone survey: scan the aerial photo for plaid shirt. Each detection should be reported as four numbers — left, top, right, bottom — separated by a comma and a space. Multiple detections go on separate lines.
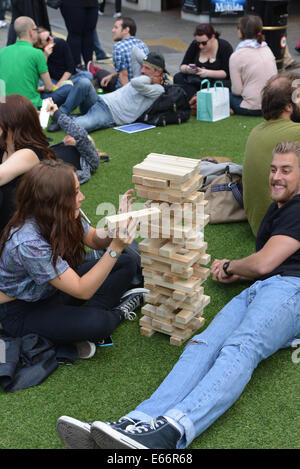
113, 37, 149, 88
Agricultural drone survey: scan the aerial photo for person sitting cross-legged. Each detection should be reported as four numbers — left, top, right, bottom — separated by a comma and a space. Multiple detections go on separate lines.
57, 141, 300, 449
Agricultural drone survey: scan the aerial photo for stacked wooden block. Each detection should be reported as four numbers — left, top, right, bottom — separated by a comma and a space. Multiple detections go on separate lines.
132, 153, 211, 346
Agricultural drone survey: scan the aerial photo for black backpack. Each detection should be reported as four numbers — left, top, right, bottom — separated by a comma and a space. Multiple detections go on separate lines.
137, 84, 191, 126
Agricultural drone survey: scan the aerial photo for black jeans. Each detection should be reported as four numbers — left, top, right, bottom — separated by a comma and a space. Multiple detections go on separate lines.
0, 253, 136, 344
60, 5, 98, 65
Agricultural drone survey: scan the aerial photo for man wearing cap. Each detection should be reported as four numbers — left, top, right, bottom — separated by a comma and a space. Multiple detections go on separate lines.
49, 52, 166, 133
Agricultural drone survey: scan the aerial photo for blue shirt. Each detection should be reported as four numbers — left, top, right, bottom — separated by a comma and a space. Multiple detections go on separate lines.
113, 37, 149, 89
0, 217, 90, 302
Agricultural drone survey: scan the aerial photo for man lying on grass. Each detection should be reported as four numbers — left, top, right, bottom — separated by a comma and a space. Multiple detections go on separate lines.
57, 141, 300, 449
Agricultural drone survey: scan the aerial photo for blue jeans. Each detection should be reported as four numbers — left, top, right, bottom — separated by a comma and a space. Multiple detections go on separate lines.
42, 77, 95, 114
230, 93, 262, 117
75, 96, 115, 132
127, 275, 300, 448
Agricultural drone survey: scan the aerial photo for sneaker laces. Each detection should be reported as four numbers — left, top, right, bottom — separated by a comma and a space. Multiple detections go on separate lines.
125, 418, 165, 434
119, 295, 143, 318
107, 417, 137, 429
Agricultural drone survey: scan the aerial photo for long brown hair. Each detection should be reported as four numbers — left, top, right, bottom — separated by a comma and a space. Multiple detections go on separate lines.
0, 160, 85, 270
0, 94, 56, 160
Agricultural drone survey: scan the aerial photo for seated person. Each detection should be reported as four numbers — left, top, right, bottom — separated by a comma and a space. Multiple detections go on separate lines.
56, 141, 300, 448
0, 159, 147, 359
229, 15, 277, 116
95, 16, 149, 93
243, 72, 300, 236
36, 28, 93, 88
173, 23, 233, 100
0, 94, 56, 234
49, 52, 166, 133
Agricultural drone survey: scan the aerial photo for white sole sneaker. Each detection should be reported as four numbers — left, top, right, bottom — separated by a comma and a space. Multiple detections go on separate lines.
120, 288, 149, 299
91, 421, 147, 449
56, 416, 99, 449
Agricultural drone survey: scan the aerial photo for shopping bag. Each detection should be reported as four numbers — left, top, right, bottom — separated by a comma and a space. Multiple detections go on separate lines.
197, 80, 230, 122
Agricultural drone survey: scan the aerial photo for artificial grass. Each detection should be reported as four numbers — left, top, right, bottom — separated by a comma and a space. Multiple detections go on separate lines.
1, 114, 299, 449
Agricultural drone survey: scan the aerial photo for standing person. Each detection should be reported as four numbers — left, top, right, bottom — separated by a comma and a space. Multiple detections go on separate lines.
229, 15, 277, 116
173, 23, 233, 100
98, 0, 121, 18
57, 141, 300, 448
0, 0, 7, 28
0, 159, 147, 359
60, 0, 98, 69
7, 0, 50, 45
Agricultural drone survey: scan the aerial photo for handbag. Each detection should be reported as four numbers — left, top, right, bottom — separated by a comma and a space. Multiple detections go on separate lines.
47, 0, 62, 8
202, 165, 247, 224
197, 79, 230, 122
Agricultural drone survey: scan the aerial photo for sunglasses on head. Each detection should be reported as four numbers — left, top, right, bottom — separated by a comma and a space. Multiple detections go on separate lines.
197, 40, 208, 46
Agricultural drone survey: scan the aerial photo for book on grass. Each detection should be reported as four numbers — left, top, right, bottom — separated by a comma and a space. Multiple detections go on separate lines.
113, 123, 156, 133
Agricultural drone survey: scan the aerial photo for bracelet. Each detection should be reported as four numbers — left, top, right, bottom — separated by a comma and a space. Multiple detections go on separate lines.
222, 261, 232, 277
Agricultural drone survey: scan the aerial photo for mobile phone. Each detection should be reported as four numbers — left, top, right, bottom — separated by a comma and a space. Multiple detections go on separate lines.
96, 336, 114, 347
188, 64, 197, 70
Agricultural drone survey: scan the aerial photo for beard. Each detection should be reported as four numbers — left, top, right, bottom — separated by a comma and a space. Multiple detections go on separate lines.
291, 103, 300, 122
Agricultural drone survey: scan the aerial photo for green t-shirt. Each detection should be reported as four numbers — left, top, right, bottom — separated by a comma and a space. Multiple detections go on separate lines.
0, 40, 48, 108
243, 118, 300, 236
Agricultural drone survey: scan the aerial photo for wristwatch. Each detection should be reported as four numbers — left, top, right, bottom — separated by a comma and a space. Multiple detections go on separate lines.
106, 247, 120, 259
222, 261, 232, 277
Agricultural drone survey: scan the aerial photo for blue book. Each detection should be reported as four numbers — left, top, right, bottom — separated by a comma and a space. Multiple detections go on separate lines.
114, 123, 156, 133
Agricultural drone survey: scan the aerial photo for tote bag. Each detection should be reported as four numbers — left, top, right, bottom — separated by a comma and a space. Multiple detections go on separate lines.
197, 80, 230, 122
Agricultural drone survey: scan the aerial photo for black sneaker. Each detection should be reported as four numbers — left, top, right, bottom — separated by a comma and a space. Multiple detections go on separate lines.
91, 416, 180, 449
117, 288, 149, 320
107, 416, 138, 430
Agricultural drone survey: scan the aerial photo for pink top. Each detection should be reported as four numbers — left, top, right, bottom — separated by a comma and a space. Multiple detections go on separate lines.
229, 45, 277, 110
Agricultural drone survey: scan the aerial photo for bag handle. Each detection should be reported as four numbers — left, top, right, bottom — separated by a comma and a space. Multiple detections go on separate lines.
214, 80, 224, 91
200, 79, 210, 90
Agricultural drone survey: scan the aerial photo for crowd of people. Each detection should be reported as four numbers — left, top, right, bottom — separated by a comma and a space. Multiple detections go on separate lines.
0, 1, 299, 451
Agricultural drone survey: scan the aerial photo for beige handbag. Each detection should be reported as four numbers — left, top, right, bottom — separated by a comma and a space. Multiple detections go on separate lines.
203, 167, 247, 224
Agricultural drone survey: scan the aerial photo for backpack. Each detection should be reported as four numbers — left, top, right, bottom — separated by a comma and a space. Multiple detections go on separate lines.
137, 84, 191, 126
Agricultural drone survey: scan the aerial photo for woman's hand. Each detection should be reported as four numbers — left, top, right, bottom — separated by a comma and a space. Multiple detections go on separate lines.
110, 215, 139, 252
46, 97, 58, 116
196, 67, 210, 78
117, 189, 136, 215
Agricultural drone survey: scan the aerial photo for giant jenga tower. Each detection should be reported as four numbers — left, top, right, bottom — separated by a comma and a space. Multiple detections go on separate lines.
132, 153, 211, 346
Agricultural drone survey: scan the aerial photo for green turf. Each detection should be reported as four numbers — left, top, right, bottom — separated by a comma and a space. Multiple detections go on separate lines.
1, 115, 299, 449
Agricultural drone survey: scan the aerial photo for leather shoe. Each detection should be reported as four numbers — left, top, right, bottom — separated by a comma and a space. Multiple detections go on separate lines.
47, 121, 61, 132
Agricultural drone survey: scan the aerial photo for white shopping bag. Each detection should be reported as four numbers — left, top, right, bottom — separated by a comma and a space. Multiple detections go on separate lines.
197, 80, 230, 122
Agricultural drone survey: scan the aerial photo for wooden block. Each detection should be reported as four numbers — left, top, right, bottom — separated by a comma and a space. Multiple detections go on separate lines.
170, 336, 184, 346
141, 303, 157, 318
146, 153, 201, 168
139, 315, 153, 328
132, 174, 169, 189
199, 253, 211, 265
133, 162, 193, 183
105, 207, 160, 230
140, 327, 155, 337
190, 316, 205, 330
172, 290, 187, 301
169, 173, 202, 192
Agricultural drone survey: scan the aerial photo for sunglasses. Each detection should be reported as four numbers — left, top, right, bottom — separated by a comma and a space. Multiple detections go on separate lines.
197, 40, 209, 47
